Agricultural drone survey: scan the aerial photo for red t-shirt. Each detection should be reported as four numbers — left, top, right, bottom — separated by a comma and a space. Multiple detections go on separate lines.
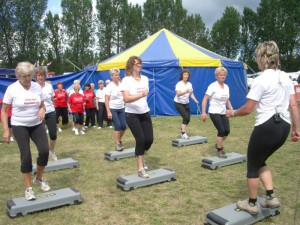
68, 93, 86, 113
0, 99, 12, 117
54, 89, 68, 107
83, 90, 95, 108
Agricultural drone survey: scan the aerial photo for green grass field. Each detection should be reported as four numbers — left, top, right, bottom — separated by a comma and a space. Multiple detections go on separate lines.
0, 113, 299, 225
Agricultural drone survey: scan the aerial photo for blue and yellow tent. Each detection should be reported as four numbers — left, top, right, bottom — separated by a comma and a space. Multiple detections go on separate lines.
0, 29, 247, 116
94, 28, 247, 116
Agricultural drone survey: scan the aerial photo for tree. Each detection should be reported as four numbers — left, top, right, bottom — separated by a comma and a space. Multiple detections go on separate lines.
13, 0, 47, 63
43, 12, 63, 64
240, 7, 258, 71
143, 0, 174, 35
120, 3, 144, 51
256, 0, 300, 71
61, 0, 94, 69
210, 6, 241, 59
0, 0, 16, 67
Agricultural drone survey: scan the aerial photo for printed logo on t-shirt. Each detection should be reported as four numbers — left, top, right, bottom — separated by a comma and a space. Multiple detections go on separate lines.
24, 98, 39, 105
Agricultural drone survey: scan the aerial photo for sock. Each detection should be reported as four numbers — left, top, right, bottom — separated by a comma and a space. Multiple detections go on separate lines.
266, 190, 274, 198
248, 198, 257, 206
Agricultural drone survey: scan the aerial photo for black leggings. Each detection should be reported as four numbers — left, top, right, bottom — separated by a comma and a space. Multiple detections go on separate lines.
55, 107, 69, 125
85, 107, 96, 126
12, 123, 49, 173
126, 112, 154, 156
45, 111, 57, 140
174, 102, 190, 125
72, 113, 84, 125
209, 113, 230, 137
247, 115, 290, 178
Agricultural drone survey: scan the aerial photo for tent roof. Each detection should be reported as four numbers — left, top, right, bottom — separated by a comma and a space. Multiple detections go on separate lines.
97, 28, 245, 71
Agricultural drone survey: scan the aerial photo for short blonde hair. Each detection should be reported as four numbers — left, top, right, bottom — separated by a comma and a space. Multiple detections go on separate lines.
109, 68, 120, 75
98, 80, 104, 85
215, 67, 227, 76
255, 41, 280, 70
73, 84, 80, 89
15, 62, 34, 78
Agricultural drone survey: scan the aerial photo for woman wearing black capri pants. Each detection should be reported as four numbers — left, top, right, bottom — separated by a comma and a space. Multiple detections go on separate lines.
1, 62, 50, 201
122, 56, 154, 178
202, 67, 233, 158
174, 69, 199, 139
226, 41, 299, 215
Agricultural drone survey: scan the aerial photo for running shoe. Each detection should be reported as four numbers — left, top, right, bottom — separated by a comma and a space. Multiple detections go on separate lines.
25, 187, 36, 201
138, 168, 149, 178
50, 150, 58, 161
236, 199, 258, 215
33, 177, 51, 192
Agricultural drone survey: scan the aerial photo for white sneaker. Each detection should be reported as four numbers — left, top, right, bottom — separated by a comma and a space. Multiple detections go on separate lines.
74, 129, 79, 135
98, 127, 102, 129
108, 126, 113, 129
181, 133, 189, 139
80, 130, 85, 135
92, 125, 96, 128
46, 129, 49, 134
84, 126, 88, 129
57, 128, 62, 132
33, 177, 51, 192
25, 187, 36, 201
72, 127, 76, 132
50, 150, 58, 161
10, 136, 14, 142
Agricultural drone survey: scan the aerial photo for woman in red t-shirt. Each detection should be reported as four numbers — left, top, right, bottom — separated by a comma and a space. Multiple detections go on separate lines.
83, 83, 96, 128
54, 82, 68, 131
67, 84, 86, 135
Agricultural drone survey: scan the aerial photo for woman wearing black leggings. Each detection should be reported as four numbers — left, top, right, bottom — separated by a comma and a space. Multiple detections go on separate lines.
227, 41, 299, 215
174, 69, 199, 139
122, 56, 154, 178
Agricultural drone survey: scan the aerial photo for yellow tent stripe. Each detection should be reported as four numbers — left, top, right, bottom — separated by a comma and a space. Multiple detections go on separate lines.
97, 30, 162, 71
164, 29, 222, 67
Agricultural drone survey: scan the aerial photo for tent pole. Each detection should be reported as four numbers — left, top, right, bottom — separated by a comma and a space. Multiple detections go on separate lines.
84, 61, 100, 87
153, 69, 155, 116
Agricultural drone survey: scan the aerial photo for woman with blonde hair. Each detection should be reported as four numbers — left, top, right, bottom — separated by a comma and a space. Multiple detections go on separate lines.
1, 62, 50, 200
227, 41, 299, 215
202, 66, 233, 158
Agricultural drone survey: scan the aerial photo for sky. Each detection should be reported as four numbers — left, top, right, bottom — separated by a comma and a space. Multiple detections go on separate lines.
47, 0, 261, 28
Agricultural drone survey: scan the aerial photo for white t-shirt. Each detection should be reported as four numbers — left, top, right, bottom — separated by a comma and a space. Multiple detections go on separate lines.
96, 88, 105, 103
121, 75, 150, 114
41, 82, 55, 114
3, 81, 43, 126
104, 82, 124, 109
247, 69, 294, 126
174, 81, 193, 104
206, 81, 230, 114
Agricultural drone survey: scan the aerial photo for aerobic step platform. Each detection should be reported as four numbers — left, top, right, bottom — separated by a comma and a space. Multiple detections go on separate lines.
204, 196, 280, 225
172, 135, 208, 147
104, 147, 135, 161
32, 158, 79, 174
201, 152, 246, 170
7, 187, 82, 218
117, 168, 176, 191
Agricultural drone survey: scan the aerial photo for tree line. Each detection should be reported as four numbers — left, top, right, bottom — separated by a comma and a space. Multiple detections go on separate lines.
0, 0, 299, 74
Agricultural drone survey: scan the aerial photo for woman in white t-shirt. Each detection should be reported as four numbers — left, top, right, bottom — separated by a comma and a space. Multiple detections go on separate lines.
201, 67, 233, 158
174, 69, 199, 139
122, 56, 154, 178
105, 68, 126, 151
226, 41, 299, 215
1, 62, 50, 201
35, 67, 58, 161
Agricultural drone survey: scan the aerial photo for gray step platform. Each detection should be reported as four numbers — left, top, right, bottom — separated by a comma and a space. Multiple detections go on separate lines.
117, 168, 176, 191
172, 135, 208, 147
201, 152, 247, 170
204, 196, 280, 225
7, 187, 82, 217
32, 158, 79, 174
104, 148, 135, 161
